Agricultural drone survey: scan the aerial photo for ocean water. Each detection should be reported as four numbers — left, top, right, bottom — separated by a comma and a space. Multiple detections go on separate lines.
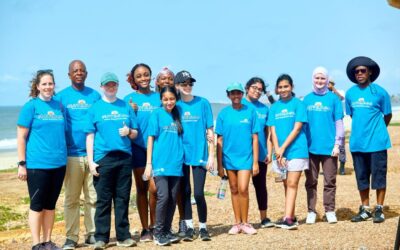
0, 104, 229, 152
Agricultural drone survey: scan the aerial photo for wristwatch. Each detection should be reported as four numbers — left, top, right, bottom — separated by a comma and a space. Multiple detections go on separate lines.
17, 161, 26, 167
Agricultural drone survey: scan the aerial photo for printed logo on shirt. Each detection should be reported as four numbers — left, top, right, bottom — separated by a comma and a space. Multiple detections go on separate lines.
240, 118, 250, 124
275, 109, 295, 119
66, 99, 92, 110
352, 97, 373, 108
138, 102, 159, 112
307, 102, 331, 112
182, 111, 200, 123
256, 111, 267, 119
153, 168, 165, 174
162, 122, 179, 133
101, 110, 129, 121
37, 110, 63, 121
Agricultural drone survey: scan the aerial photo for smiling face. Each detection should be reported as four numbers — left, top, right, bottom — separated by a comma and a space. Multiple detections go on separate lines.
276, 79, 293, 100
313, 73, 327, 90
246, 82, 263, 101
133, 66, 151, 89
354, 66, 371, 85
228, 90, 243, 105
177, 80, 194, 96
161, 90, 177, 112
68, 61, 87, 87
37, 74, 55, 100
157, 73, 174, 89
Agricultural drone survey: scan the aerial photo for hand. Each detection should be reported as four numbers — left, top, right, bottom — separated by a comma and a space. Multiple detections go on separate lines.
206, 132, 214, 143
206, 156, 215, 173
129, 98, 138, 112
217, 165, 225, 178
252, 162, 259, 176
119, 121, 130, 137
264, 155, 272, 164
89, 161, 99, 177
278, 157, 287, 168
17, 166, 27, 181
144, 164, 152, 180
331, 145, 340, 157
274, 147, 285, 160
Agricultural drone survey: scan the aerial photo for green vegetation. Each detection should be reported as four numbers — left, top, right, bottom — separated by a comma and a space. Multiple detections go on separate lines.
0, 168, 17, 174
204, 191, 215, 197
0, 205, 23, 231
20, 197, 30, 204
389, 122, 400, 126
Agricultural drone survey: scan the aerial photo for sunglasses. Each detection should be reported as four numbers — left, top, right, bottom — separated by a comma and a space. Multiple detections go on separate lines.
37, 69, 54, 75
354, 68, 368, 75
180, 82, 194, 87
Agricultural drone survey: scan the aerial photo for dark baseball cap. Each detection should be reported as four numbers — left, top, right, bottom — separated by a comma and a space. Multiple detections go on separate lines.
174, 70, 196, 84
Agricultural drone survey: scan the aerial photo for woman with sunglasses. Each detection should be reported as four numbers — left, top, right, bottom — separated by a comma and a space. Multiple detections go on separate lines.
175, 70, 214, 241
303, 67, 344, 224
216, 82, 259, 235
123, 63, 160, 242
17, 69, 67, 250
86, 72, 138, 249
242, 77, 274, 228
268, 74, 308, 230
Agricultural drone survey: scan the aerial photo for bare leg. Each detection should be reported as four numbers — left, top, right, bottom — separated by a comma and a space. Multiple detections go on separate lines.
376, 188, 386, 205
284, 171, 302, 218
227, 170, 241, 224
149, 178, 157, 228
42, 209, 55, 242
29, 209, 42, 245
237, 170, 251, 223
359, 189, 370, 206
133, 167, 149, 229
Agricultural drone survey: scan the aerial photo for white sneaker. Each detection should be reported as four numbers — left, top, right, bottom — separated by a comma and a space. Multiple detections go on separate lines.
325, 211, 337, 224
306, 212, 317, 224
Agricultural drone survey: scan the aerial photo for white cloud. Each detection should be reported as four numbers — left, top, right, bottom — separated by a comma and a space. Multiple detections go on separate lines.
0, 74, 19, 82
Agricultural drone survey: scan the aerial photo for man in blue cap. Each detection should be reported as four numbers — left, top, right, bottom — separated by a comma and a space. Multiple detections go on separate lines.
345, 56, 392, 223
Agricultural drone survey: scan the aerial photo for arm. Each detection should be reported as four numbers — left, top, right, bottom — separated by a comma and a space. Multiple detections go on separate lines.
384, 113, 392, 127
270, 126, 280, 159
265, 126, 273, 164
128, 129, 138, 140
17, 126, 29, 181
86, 133, 99, 176
216, 135, 225, 178
144, 136, 154, 179
252, 133, 259, 176
331, 86, 344, 100
206, 128, 215, 172
276, 122, 303, 165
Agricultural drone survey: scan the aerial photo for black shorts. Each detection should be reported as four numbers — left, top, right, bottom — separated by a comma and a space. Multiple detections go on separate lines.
27, 166, 66, 212
131, 143, 147, 168
351, 150, 387, 190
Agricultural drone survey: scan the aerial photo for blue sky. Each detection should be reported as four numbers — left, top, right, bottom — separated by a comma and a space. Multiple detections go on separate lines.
0, 0, 399, 106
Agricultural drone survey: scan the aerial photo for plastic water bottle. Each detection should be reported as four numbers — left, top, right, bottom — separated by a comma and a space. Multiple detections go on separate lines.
217, 176, 228, 199
142, 171, 153, 181
280, 167, 287, 180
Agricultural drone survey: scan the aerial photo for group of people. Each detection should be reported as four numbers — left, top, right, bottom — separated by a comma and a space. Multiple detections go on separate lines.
16, 56, 391, 250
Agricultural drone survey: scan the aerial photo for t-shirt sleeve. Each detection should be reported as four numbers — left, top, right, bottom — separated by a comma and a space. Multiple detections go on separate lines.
215, 111, 224, 135
267, 105, 275, 126
129, 106, 138, 129
334, 96, 344, 121
147, 112, 159, 137
251, 109, 260, 134
203, 99, 214, 128
380, 88, 392, 115
84, 106, 96, 134
295, 100, 307, 123
345, 92, 352, 116
17, 101, 35, 128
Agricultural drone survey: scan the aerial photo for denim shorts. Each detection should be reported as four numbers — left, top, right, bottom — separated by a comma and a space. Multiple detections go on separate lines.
131, 143, 147, 168
351, 150, 387, 190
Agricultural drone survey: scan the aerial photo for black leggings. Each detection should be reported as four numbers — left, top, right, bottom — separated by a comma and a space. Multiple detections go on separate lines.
181, 165, 207, 223
27, 166, 66, 212
252, 161, 268, 211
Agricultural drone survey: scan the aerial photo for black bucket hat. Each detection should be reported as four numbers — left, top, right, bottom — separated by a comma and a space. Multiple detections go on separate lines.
346, 56, 380, 84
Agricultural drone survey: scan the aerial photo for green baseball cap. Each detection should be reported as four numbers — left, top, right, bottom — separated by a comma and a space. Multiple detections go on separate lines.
100, 72, 119, 86
226, 82, 244, 93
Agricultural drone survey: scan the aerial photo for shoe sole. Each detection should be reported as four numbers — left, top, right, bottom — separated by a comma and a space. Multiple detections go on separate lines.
281, 225, 298, 230
154, 241, 171, 246
62, 247, 76, 250
261, 223, 275, 228
140, 239, 153, 243
116, 242, 137, 247
182, 237, 194, 242
201, 237, 211, 241
351, 217, 372, 222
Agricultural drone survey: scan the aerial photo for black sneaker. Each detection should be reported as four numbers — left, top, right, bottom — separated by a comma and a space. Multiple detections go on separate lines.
280, 218, 298, 230
339, 163, 345, 175
43, 241, 62, 250
84, 235, 96, 246
199, 228, 211, 241
260, 218, 275, 228
32, 243, 45, 250
373, 206, 385, 223
154, 233, 171, 246
351, 205, 372, 222
140, 229, 153, 242
275, 217, 298, 228
165, 231, 180, 243
183, 228, 195, 241
178, 220, 187, 238
62, 239, 77, 250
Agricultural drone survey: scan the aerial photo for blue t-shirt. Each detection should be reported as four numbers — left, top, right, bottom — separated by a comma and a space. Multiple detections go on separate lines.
303, 92, 343, 155
177, 96, 213, 166
267, 97, 308, 160
55, 86, 100, 156
85, 99, 138, 162
215, 104, 259, 170
242, 98, 269, 162
147, 108, 184, 176
123, 92, 161, 148
345, 83, 391, 152
17, 98, 67, 169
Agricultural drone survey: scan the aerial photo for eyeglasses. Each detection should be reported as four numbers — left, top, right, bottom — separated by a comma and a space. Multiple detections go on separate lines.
37, 69, 53, 75
354, 68, 368, 75
180, 82, 194, 87
250, 85, 264, 93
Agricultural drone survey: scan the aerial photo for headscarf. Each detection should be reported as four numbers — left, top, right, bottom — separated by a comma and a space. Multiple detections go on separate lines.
312, 66, 329, 95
